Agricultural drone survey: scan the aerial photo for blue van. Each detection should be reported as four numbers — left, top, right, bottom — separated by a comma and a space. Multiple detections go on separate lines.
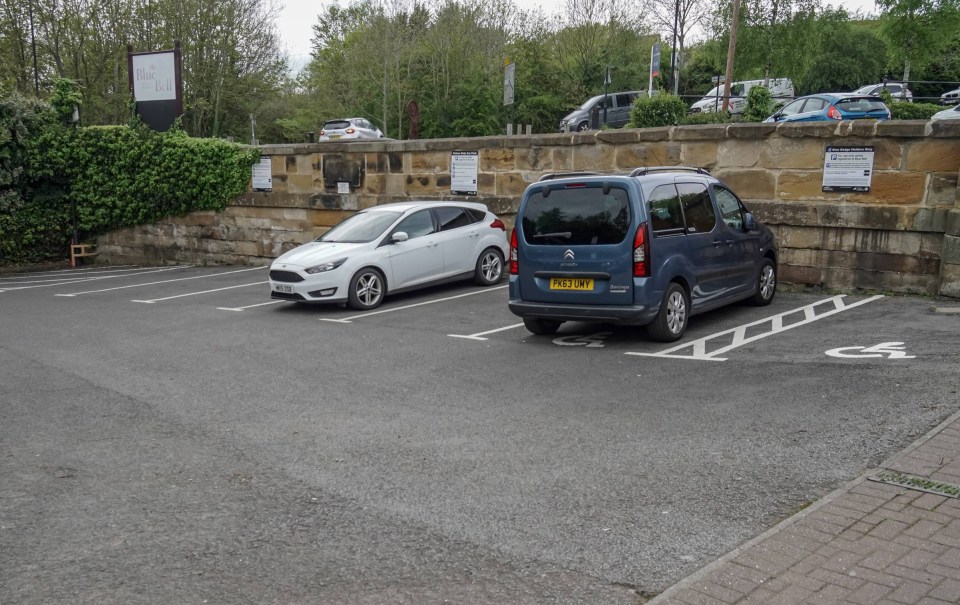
507, 167, 779, 341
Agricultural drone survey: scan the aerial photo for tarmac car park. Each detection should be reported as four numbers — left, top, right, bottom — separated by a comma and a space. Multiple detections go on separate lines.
2, 263, 958, 603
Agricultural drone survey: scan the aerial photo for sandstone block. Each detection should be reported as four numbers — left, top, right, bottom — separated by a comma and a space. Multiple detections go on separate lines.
552, 148, 574, 171
906, 140, 960, 172
760, 138, 826, 169
270, 154, 286, 175
848, 172, 925, 205
287, 174, 320, 194
615, 143, 681, 170
572, 144, 615, 171
940, 262, 960, 298
924, 172, 959, 207
496, 173, 530, 196
712, 169, 775, 199
777, 171, 829, 200
411, 151, 448, 173
717, 139, 761, 168
481, 148, 516, 172
680, 142, 719, 169
516, 147, 551, 171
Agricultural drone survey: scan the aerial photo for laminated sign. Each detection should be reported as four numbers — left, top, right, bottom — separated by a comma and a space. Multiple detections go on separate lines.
451, 151, 478, 195
822, 146, 875, 193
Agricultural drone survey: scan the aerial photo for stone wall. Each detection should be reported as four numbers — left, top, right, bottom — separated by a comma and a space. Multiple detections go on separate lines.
98, 120, 960, 297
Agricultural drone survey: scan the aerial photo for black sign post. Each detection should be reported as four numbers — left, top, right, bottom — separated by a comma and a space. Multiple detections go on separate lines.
127, 41, 183, 131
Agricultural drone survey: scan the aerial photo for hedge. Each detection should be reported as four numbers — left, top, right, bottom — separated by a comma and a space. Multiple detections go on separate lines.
1, 93, 259, 263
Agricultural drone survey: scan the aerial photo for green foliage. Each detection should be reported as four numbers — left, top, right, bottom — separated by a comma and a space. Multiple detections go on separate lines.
1, 93, 259, 263
50, 79, 83, 126
629, 95, 689, 128
889, 101, 944, 120
681, 111, 731, 125
742, 86, 773, 122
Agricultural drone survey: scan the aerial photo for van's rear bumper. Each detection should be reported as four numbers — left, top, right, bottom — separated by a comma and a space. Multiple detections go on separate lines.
508, 299, 657, 326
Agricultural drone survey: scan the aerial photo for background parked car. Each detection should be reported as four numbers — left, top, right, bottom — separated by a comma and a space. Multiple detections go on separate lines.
559, 90, 651, 131
319, 118, 384, 141
852, 82, 913, 102
689, 78, 794, 114
269, 201, 508, 310
940, 87, 960, 105
931, 104, 960, 122
763, 93, 891, 123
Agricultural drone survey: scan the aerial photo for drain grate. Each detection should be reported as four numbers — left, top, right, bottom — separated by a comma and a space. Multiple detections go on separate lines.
869, 471, 960, 498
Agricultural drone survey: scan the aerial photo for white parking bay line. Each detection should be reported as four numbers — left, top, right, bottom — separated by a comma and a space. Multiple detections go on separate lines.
1, 267, 185, 292
132, 281, 268, 303
55, 266, 265, 296
449, 323, 525, 341
217, 300, 288, 312
626, 294, 885, 362
319, 285, 508, 323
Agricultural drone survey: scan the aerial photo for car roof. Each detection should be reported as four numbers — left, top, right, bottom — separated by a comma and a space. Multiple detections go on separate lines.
361, 201, 488, 214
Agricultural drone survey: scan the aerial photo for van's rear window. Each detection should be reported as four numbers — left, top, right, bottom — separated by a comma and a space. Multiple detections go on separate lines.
521, 187, 630, 245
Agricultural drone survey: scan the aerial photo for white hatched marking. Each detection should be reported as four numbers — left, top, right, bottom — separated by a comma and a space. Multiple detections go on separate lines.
217, 300, 288, 312
626, 295, 885, 362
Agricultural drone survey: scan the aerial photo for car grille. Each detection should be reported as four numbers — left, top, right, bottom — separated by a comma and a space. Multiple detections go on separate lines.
270, 291, 305, 301
270, 270, 304, 283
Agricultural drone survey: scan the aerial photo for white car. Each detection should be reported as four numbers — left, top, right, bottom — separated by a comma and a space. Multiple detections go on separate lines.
853, 82, 913, 102
931, 104, 960, 122
318, 117, 384, 141
269, 202, 509, 309
940, 87, 960, 105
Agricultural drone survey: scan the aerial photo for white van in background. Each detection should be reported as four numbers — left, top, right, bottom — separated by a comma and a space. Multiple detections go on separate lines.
689, 78, 795, 114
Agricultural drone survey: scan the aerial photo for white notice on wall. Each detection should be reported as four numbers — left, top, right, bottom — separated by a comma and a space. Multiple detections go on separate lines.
451, 151, 479, 195
252, 157, 272, 191
822, 146, 875, 193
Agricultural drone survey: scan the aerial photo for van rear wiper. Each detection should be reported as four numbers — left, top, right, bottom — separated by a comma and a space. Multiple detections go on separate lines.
533, 232, 572, 240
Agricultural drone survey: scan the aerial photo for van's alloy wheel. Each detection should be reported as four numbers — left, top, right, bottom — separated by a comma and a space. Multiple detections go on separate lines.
647, 283, 688, 342
750, 259, 776, 306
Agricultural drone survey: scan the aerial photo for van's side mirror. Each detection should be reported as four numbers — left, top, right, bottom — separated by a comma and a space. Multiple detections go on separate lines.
743, 213, 757, 231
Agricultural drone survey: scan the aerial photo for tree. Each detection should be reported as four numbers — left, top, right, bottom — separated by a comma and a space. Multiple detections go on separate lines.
648, 0, 710, 93
877, 0, 960, 82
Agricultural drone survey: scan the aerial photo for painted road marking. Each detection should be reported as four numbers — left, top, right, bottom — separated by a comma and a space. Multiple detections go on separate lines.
626, 294, 885, 362
132, 281, 268, 303
0, 266, 145, 283
1, 267, 184, 292
320, 285, 508, 323
553, 332, 611, 348
217, 300, 288, 312
825, 342, 915, 359
55, 266, 265, 296
449, 322, 525, 341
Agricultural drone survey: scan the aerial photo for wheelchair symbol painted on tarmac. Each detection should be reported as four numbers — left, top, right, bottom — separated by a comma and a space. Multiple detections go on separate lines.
553, 332, 611, 348
825, 342, 915, 359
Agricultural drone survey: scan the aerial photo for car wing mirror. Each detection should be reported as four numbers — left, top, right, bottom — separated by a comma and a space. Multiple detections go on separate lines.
391, 231, 409, 243
743, 212, 757, 231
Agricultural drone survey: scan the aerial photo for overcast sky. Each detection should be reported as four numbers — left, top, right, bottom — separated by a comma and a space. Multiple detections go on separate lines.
277, 0, 880, 73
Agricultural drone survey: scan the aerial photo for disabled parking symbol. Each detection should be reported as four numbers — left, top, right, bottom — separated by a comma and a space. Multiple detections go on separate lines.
825, 342, 915, 359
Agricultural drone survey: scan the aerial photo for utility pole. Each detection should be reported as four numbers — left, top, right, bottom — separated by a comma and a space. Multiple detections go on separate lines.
28, 0, 39, 94
722, 0, 741, 113
671, 0, 680, 95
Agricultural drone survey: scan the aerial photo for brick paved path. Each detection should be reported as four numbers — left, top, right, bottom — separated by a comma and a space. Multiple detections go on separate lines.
651, 409, 960, 605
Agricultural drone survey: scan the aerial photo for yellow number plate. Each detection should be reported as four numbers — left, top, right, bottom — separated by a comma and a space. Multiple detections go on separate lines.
549, 278, 594, 291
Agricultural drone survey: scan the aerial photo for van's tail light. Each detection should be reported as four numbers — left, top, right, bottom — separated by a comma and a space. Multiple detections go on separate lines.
827, 105, 842, 120
490, 218, 506, 231
509, 228, 519, 275
633, 222, 650, 277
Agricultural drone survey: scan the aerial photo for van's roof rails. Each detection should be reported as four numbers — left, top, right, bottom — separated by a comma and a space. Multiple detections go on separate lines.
538, 171, 602, 182
629, 166, 711, 177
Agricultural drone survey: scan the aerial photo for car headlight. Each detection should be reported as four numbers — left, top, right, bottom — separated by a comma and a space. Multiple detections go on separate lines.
305, 258, 347, 274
